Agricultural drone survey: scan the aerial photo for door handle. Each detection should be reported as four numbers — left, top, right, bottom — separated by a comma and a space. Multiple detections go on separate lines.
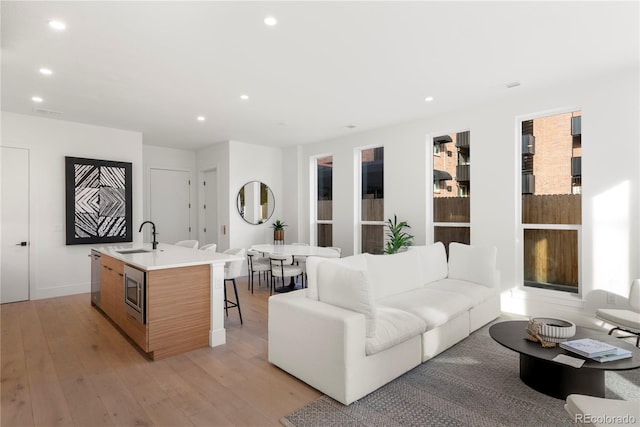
15, 241, 28, 246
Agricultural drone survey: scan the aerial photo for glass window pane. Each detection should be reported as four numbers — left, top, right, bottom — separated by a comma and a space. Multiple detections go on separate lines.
434, 226, 470, 256
361, 147, 384, 221
317, 156, 333, 221
317, 224, 332, 247
524, 229, 578, 293
433, 132, 470, 223
521, 112, 582, 225
362, 224, 384, 254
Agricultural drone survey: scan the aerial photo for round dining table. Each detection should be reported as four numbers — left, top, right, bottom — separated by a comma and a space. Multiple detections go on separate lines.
250, 244, 340, 291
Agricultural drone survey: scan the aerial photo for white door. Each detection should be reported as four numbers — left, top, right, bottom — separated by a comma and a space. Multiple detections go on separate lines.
149, 168, 191, 244
203, 169, 218, 245
1, 147, 30, 303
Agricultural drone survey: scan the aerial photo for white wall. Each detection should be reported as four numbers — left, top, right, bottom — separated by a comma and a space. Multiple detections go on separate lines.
142, 145, 197, 242
1, 112, 143, 299
228, 140, 283, 250
195, 140, 283, 266
196, 141, 230, 251
289, 66, 640, 319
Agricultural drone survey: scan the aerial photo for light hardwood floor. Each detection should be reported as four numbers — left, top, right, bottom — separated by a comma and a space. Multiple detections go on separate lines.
1, 276, 320, 426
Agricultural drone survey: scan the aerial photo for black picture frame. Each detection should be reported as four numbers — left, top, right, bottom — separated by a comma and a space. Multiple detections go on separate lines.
65, 156, 133, 245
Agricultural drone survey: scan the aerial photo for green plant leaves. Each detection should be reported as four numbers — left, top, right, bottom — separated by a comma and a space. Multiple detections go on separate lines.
384, 214, 414, 254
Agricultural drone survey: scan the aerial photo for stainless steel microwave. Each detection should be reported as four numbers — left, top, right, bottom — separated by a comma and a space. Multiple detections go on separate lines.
124, 264, 146, 324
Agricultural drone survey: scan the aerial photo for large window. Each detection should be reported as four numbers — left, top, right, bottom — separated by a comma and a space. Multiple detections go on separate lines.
432, 132, 470, 254
314, 155, 333, 247
359, 147, 384, 254
520, 111, 582, 294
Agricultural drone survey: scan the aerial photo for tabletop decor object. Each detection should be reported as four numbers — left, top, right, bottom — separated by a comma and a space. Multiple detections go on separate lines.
525, 317, 576, 348
272, 219, 287, 244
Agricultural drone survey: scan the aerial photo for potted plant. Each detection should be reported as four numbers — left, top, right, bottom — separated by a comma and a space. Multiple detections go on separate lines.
272, 219, 287, 244
384, 215, 414, 254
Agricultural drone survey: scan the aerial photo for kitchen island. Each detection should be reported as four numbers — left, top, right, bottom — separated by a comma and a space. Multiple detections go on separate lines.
92, 243, 241, 360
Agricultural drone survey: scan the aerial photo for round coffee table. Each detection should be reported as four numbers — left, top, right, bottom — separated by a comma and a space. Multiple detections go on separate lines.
489, 320, 640, 399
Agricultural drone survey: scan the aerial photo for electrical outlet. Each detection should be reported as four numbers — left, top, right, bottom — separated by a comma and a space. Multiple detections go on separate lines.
607, 293, 616, 304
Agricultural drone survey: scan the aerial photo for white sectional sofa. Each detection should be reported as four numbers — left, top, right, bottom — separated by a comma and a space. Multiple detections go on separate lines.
268, 242, 500, 405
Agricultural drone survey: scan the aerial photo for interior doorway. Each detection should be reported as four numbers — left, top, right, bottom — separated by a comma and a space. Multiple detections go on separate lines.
1, 147, 30, 303
149, 168, 191, 244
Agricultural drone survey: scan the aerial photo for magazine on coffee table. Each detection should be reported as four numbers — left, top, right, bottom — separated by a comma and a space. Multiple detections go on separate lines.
559, 338, 618, 358
588, 347, 633, 363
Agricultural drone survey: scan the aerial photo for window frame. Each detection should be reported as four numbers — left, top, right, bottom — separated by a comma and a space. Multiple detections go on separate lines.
431, 130, 471, 248
310, 153, 334, 247
515, 108, 583, 297
356, 145, 385, 254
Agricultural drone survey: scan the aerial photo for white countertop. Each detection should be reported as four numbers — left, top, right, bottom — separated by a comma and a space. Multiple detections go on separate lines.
93, 243, 242, 271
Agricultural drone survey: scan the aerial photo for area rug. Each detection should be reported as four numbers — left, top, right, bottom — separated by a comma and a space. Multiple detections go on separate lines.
281, 324, 640, 427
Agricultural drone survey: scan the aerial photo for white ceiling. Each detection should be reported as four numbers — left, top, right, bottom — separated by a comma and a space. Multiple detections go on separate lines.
2, 1, 638, 150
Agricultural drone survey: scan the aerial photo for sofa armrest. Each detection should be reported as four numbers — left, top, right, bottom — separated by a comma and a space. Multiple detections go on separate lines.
268, 291, 367, 402
269, 291, 367, 365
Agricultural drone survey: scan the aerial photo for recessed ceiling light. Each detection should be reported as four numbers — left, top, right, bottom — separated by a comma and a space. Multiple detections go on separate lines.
264, 16, 277, 26
39, 68, 53, 75
425, 96, 434, 102
240, 94, 249, 100
49, 20, 66, 30
32, 96, 43, 103
197, 116, 206, 122
346, 124, 357, 129
506, 81, 521, 89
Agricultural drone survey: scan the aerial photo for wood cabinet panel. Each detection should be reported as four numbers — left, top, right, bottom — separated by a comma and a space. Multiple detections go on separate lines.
147, 264, 210, 360
95, 255, 211, 360
120, 309, 148, 352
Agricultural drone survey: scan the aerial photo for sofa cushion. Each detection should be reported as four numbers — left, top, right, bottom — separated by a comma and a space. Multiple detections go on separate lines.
306, 254, 367, 300
365, 250, 423, 300
365, 307, 426, 355
378, 287, 472, 330
426, 278, 497, 305
317, 261, 377, 337
408, 242, 448, 284
448, 242, 497, 288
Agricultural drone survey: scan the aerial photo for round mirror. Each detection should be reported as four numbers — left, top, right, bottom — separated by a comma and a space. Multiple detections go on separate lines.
236, 181, 275, 224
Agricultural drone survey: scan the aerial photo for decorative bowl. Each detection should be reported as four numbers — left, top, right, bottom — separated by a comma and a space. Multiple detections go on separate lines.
529, 317, 576, 343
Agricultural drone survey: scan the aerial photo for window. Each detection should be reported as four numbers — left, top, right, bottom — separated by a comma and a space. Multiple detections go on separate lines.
314, 155, 333, 247
520, 111, 582, 294
432, 131, 470, 254
359, 147, 384, 254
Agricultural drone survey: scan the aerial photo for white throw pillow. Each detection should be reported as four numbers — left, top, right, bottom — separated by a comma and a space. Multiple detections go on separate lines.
407, 242, 448, 284
317, 261, 377, 338
365, 250, 423, 300
447, 242, 497, 287
306, 254, 367, 300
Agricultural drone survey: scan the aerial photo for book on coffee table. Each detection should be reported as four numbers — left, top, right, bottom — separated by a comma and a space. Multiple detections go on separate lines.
589, 347, 633, 363
559, 338, 618, 358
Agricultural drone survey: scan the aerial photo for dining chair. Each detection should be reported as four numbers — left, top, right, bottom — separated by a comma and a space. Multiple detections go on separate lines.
200, 243, 217, 252
328, 246, 342, 258
269, 254, 303, 295
290, 243, 310, 287
222, 248, 246, 324
175, 239, 199, 249
247, 250, 270, 294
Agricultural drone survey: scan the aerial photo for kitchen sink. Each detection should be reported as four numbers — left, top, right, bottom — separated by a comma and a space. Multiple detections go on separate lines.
116, 249, 151, 254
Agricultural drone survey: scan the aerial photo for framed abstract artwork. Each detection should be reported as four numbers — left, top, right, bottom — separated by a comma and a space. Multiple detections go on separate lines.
65, 156, 133, 245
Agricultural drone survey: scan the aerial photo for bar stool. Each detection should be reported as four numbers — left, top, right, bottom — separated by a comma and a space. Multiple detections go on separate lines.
223, 248, 246, 324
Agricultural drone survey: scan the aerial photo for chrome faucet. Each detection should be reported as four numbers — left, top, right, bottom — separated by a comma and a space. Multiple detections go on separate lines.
139, 221, 158, 250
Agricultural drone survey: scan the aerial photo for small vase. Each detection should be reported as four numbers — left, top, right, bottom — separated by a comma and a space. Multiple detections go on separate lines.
274, 229, 284, 244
